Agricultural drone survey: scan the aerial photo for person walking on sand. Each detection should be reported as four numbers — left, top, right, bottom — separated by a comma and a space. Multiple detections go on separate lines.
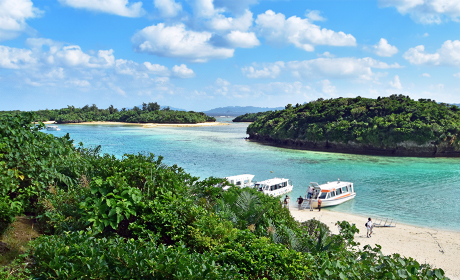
296, 196, 303, 210
366, 218, 373, 238
317, 198, 322, 212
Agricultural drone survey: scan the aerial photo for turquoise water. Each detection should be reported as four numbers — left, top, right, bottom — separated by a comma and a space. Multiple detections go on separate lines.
46, 118, 460, 232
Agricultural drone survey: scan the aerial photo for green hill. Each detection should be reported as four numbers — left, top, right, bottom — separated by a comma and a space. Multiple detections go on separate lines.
247, 95, 460, 157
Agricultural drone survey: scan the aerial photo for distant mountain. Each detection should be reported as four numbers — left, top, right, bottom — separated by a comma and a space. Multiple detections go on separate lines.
203, 106, 283, 116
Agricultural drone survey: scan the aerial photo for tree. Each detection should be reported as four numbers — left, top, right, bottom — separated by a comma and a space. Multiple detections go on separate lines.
147, 102, 160, 112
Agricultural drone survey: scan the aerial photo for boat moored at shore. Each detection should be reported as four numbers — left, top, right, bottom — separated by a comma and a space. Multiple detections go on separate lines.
46, 125, 61, 131
308, 181, 355, 208
255, 178, 293, 197
222, 174, 255, 190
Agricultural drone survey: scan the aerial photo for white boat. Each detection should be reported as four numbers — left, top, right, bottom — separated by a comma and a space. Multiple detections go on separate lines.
222, 174, 255, 190
255, 178, 293, 197
46, 125, 61, 131
308, 181, 356, 208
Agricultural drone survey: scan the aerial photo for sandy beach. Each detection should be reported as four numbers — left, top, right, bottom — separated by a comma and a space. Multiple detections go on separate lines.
42, 121, 229, 127
290, 208, 460, 279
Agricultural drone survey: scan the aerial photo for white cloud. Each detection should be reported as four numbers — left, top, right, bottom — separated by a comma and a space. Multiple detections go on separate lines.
143, 62, 170, 76
390, 75, 403, 89
286, 57, 402, 80
242, 61, 285, 79
319, 79, 336, 94
422, 73, 431, 77
154, 0, 182, 18
379, 0, 460, 23
226, 31, 260, 48
172, 64, 195, 78
373, 38, 398, 57
454, 73, 460, 78
305, 10, 326, 21
423, 32, 429, 37
318, 51, 335, 58
208, 9, 253, 31
403, 40, 460, 66
0, 45, 36, 69
107, 82, 126, 95
255, 10, 356, 52
0, 0, 42, 41
58, 0, 144, 17
53, 46, 115, 68
132, 23, 234, 62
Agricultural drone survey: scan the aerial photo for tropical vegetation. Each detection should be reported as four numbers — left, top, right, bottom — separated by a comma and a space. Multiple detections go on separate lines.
247, 95, 460, 155
233, 111, 273, 122
0, 102, 215, 124
0, 112, 449, 279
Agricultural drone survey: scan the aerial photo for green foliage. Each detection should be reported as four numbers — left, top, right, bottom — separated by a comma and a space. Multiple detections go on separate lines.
247, 95, 460, 150
232, 111, 273, 122
0, 113, 451, 280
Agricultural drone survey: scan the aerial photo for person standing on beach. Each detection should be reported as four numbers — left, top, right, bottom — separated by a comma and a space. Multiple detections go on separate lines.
284, 195, 290, 209
296, 196, 303, 210
309, 196, 314, 211
317, 198, 322, 212
366, 218, 373, 238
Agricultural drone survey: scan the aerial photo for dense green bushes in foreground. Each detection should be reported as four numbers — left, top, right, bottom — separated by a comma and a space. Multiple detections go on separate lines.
248, 95, 460, 149
0, 113, 448, 279
1, 102, 215, 124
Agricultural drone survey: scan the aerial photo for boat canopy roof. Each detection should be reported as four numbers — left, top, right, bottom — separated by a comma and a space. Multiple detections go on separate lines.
310, 181, 352, 191
256, 178, 289, 186
225, 174, 255, 181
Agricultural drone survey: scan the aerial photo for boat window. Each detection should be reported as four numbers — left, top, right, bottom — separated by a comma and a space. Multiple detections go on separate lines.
341, 187, 347, 193
330, 191, 335, 197
337, 189, 342, 195
319, 192, 327, 199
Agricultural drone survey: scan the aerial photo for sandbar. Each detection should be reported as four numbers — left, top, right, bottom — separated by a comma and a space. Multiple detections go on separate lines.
42, 121, 229, 127
289, 208, 460, 279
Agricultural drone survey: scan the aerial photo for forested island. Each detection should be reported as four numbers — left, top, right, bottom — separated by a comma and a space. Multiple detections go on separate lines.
247, 95, 460, 157
0, 102, 215, 124
0, 112, 448, 279
232, 111, 272, 122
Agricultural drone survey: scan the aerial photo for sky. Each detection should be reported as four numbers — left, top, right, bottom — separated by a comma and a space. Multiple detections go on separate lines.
1, 0, 460, 111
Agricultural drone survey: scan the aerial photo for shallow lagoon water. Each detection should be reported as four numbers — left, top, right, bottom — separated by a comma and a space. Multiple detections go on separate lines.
46, 118, 460, 232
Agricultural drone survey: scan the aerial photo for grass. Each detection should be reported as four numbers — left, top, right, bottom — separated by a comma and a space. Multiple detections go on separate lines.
0, 216, 40, 279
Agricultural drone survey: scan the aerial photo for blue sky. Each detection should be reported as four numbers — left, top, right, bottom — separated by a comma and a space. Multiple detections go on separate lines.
1, 0, 460, 111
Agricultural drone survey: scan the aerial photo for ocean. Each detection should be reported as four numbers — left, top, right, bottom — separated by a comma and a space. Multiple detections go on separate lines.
45, 118, 460, 232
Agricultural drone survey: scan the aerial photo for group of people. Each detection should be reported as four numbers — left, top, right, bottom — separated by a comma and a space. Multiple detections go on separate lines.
282, 185, 323, 211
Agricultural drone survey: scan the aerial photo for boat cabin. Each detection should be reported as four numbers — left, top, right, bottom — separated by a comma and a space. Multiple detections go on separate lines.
255, 178, 293, 197
308, 181, 356, 208
222, 174, 255, 190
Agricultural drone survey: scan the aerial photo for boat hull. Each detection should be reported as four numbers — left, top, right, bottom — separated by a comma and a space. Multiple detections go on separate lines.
262, 185, 293, 197
311, 193, 356, 208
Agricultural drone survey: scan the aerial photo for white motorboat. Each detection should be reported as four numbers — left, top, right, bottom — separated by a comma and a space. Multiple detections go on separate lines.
308, 180, 356, 208
255, 177, 293, 197
46, 125, 61, 131
222, 174, 255, 190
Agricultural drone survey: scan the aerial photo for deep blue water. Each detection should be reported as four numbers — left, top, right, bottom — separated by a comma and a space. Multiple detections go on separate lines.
45, 118, 460, 232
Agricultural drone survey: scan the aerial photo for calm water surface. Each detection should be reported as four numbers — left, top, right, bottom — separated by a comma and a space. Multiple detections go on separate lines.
46, 118, 460, 232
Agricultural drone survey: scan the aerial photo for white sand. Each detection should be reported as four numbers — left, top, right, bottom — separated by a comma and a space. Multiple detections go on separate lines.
290, 208, 460, 280
51, 121, 229, 127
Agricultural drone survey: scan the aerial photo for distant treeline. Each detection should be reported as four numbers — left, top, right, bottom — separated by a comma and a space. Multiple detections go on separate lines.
1, 102, 215, 124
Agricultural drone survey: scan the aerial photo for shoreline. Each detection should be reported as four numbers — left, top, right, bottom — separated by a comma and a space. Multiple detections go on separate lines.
289, 207, 460, 279
42, 121, 229, 127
